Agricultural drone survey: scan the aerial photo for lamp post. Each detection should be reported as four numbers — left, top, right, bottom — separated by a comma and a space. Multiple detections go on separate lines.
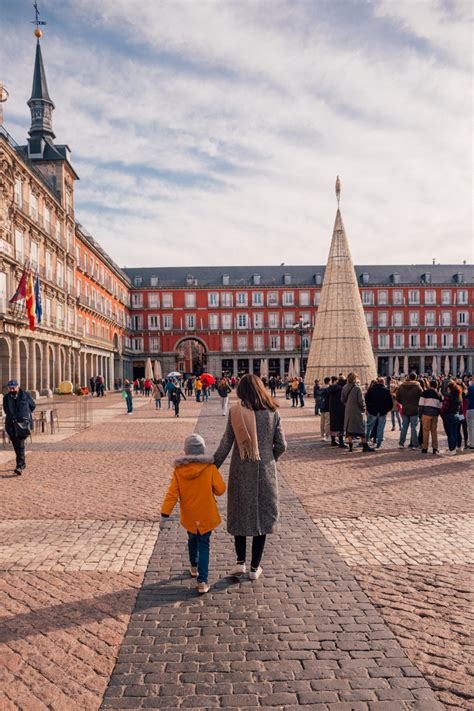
293, 316, 311, 378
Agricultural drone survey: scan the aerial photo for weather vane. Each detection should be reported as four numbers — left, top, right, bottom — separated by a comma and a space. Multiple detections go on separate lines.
31, 2, 47, 38
335, 175, 341, 207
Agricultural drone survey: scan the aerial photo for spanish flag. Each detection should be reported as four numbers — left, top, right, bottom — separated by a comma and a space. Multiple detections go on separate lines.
26, 270, 36, 331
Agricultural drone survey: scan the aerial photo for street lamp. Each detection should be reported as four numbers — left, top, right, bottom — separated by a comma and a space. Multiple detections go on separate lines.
293, 316, 311, 377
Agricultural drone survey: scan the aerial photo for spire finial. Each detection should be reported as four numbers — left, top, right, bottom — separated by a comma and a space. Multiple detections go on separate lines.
335, 175, 341, 207
31, 1, 47, 38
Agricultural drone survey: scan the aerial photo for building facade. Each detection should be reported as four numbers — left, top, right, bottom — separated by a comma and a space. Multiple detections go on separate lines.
124, 265, 473, 379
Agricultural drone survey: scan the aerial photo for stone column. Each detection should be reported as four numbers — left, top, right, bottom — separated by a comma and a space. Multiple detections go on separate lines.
451, 355, 458, 375
248, 357, 254, 374
55, 345, 62, 387
109, 355, 114, 390
28, 339, 38, 397
467, 355, 473, 374
419, 355, 425, 374
42, 344, 51, 396
280, 357, 285, 377
11, 336, 20, 382
388, 356, 394, 376
232, 358, 238, 377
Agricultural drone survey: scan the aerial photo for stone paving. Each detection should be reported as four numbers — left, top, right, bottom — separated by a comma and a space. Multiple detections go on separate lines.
0, 390, 472, 710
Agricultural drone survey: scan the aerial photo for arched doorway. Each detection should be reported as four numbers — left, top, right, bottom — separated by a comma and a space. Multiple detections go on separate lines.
35, 342, 43, 392
19, 340, 28, 389
0, 337, 10, 388
175, 337, 207, 376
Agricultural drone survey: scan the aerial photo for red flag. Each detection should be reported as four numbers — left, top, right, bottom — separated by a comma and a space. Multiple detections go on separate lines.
10, 268, 27, 302
26, 271, 36, 331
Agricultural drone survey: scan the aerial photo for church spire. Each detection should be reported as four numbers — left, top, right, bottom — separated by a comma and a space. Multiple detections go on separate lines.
27, 4, 56, 157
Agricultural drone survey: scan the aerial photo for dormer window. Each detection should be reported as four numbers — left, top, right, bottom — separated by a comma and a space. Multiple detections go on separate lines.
150, 275, 159, 287
314, 273, 322, 285
422, 273, 431, 284
391, 273, 401, 284
133, 276, 142, 287
283, 273, 291, 285
185, 274, 195, 286
361, 272, 370, 285
222, 274, 230, 285
454, 273, 464, 284
252, 274, 261, 285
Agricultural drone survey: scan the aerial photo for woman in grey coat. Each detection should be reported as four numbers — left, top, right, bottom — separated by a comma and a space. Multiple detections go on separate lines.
214, 374, 287, 580
341, 372, 375, 453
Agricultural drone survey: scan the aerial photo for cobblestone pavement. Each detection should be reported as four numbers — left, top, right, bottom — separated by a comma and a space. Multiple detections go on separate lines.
1, 391, 472, 709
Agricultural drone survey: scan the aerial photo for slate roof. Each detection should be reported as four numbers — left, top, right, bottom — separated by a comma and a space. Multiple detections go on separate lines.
123, 264, 473, 289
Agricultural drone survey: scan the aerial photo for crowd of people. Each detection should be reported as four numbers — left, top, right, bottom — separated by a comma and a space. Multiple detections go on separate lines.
313, 372, 474, 454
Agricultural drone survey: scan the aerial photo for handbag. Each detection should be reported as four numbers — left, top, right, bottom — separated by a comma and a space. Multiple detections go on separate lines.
13, 417, 31, 439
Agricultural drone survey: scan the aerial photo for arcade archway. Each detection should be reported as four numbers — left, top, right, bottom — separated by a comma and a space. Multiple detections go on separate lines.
175, 337, 207, 376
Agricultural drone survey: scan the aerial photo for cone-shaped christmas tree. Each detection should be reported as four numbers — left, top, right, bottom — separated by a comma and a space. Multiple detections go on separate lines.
304, 178, 377, 387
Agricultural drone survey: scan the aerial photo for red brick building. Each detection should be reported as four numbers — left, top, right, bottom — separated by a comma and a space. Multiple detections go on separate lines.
124, 265, 473, 379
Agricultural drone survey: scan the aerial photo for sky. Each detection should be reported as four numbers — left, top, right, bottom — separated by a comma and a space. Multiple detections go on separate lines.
0, 0, 472, 268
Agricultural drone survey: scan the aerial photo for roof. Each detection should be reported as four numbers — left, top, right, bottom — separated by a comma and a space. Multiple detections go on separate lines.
30, 40, 53, 104
123, 264, 474, 289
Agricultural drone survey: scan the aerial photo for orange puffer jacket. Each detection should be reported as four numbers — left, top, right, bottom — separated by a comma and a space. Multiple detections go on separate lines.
161, 456, 226, 534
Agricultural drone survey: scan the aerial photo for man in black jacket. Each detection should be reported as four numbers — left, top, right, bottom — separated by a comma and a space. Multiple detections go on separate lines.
365, 377, 393, 449
3, 379, 36, 475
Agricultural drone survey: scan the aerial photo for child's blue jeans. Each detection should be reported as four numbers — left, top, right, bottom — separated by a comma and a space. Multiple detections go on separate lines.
187, 530, 211, 583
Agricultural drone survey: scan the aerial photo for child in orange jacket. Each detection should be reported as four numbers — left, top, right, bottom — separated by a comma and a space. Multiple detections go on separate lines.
161, 433, 226, 594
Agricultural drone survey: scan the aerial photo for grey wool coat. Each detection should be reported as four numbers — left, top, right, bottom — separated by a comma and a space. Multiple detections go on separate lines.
213, 408, 287, 536
341, 382, 366, 436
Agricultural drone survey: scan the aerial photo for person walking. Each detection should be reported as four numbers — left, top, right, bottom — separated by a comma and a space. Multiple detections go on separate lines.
171, 384, 186, 418
269, 376, 277, 398
441, 381, 463, 455
397, 373, 423, 449
365, 377, 393, 449
217, 377, 232, 416
195, 377, 203, 402
418, 379, 442, 454
319, 376, 331, 440
3, 379, 36, 475
122, 379, 133, 414
341, 372, 374, 453
89, 376, 96, 396
327, 376, 347, 448
161, 434, 226, 594
165, 379, 175, 410
467, 376, 474, 448
213, 374, 287, 580
297, 378, 306, 407
151, 379, 165, 410
290, 378, 299, 407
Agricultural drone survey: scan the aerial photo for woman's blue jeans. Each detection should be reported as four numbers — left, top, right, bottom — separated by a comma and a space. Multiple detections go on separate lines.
126, 394, 133, 413
187, 531, 211, 583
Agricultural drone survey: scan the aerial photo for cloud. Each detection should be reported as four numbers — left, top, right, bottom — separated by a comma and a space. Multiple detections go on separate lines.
0, 0, 472, 267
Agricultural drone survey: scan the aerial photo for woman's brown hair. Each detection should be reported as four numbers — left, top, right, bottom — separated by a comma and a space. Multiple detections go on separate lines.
236, 373, 278, 411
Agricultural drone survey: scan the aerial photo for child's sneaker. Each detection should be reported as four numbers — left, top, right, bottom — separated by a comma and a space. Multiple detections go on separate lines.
197, 582, 210, 594
230, 563, 246, 576
249, 566, 262, 580
189, 566, 198, 578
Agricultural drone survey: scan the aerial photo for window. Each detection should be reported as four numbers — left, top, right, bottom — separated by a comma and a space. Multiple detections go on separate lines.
378, 290, 388, 305
43, 205, 51, 230
185, 292, 196, 308
208, 292, 219, 307
302, 335, 310, 350
284, 312, 295, 327
458, 333, 468, 347
222, 274, 230, 286
393, 311, 403, 327
425, 333, 436, 347
132, 338, 143, 351
222, 336, 232, 352
409, 311, 419, 327
83, 253, 88, 272
394, 333, 404, 349
30, 241, 39, 268
89, 256, 95, 276
132, 314, 143, 330
361, 272, 370, 285
237, 313, 248, 328
409, 333, 420, 348
45, 297, 52, 325
14, 179, 23, 207
252, 274, 261, 285
186, 314, 196, 329
283, 291, 294, 305
56, 303, 63, 328
267, 291, 278, 306
148, 293, 160, 308
30, 193, 38, 220
408, 290, 420, 304
15, 229, 24, 261
441, 290, 452, 305
56, 261, 64, 288
45, 251, 52, 280
163, 315, 173, 330
268, 312, 279, 328
133, 276, 142, 287
238, 335, 248, 351
284, 334, 295, 351
270, 335, 280, 350
221, 292, 233, 307
442, 333, 453, 348
150, 336, 160, 351
208, 314, 219, 330
424, 311, 436, 326
76, 246, 81, 263
378, 334, 389, 349
425, 290, 436, 304
365, 312, 373, 327
252, 291, 263, 306
236, 292, 248, 306
150, 276, 159, 287
222, 314, 232, 330
457, 311, 469, 325
441, 311, 452, 326
162, 293, 173, 308
253, 312, 264, 328
457, 290, 468, 305
253, 335, 263, 351
149, 315, 160, 330
314, 291, 321, 306
393, 290, 403, 305
378, 311, 388, 327
132, 293, 143, 308
362, 291, 374, 305
68, 308, 74, 330
76, 279, 82, 297
299, 291, 310, 306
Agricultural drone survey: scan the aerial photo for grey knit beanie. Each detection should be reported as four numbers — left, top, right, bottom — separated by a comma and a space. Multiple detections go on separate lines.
184, 433, 206, 456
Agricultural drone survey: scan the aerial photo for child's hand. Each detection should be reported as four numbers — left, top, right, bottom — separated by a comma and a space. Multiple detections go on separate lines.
159, 514, 170, 531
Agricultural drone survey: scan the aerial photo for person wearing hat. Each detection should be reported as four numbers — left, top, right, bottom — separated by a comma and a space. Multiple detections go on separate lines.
3, 380, 36, 475
161, 433, 226, 594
